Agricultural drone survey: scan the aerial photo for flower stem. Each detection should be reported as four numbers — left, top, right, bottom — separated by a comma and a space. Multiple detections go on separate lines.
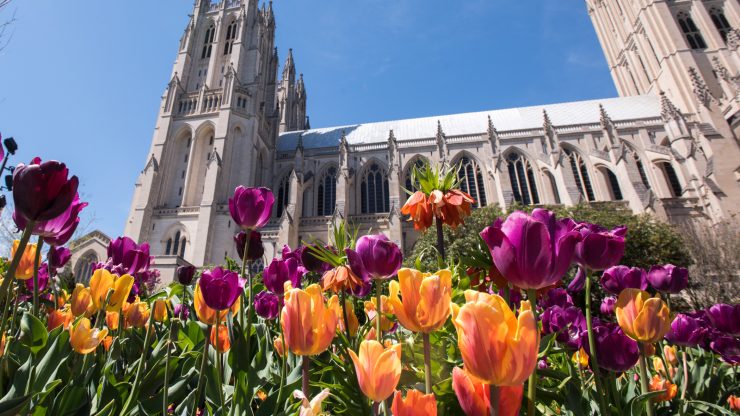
302, 354, 310, 398
32, 239, 43, 317
120, 308, 156, 415
584, 273, 610, 415
340, 291, 352, 343
680, 350, 688, 400
435, 216, 445, 264
375, 279, 382, 342
239, 236, 250, 327
422, 332, 432, 394
215, 319, 225, 410
372, 402, 380, 416
163, 320, 175, 416
191, 324, 211, 416
489, 384, 500, 416
272, 317, 287, 416
638, 343, 655, 416
525, 289, 538, 416
0, 222, 34, 313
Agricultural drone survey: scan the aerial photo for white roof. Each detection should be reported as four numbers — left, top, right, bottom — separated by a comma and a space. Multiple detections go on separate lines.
278, 94, 661, 151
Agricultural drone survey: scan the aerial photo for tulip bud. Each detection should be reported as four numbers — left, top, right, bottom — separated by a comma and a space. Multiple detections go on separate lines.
11, 240, 37, 280
228, 186, 275, 230
176, 265, 196, 285
210, 325, 231, 353
234, 230, 264, 261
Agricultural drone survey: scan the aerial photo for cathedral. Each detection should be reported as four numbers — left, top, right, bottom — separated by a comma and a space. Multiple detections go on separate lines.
70, 0, 740, 284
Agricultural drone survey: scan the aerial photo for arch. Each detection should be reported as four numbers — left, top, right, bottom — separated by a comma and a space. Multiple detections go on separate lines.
676, 11, 706, 49
451, 154, 487, 208
317, 164, 338, 216
597, 166, 624, 201
183, 123, 216, 206
543, 169, 561, 204
657, 161, 682, 197
165, 127, 194, 207
563, 147, 595, 202
624, 144, 652, 190
709, 7, 731, 42
505, 151, 540, 205
201, 22, 215, 59
402, 156, 428, 195
163, 224, 189, 258
74, 250, 99, 285
275, 172, 291, 218
360, 160, 390, 214
223, 19, 237, 55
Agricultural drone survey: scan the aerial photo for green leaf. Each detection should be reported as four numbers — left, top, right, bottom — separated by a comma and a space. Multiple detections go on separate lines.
628, 390, 666, 416
19, 313, 48, 354
685, 400, 736, 416
0, 395, 30, 416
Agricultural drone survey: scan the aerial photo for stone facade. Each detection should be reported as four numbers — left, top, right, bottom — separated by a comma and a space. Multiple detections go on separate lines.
70, 0, 740, 284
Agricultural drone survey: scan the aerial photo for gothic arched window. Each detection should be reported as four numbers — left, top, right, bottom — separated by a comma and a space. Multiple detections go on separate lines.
165, 238, 173, 255
627, 147, 651, 190
676, 12, 707, 49
223, 20, 237, 55
603, 168, 624, 201
709, 7, 731, 42
317, 166, 337, 216
180, 237, 187, 257
74, 252, 98, 285
658, 162, 682, 197
403, 158, 426, 195
456, 156, 487, 208
201, 24, 215, 59
564, 148, 595, 202
544, 170, 561, 204
276, 174, 291, 218
506, 152, 539, 205
361, 163, 389, 214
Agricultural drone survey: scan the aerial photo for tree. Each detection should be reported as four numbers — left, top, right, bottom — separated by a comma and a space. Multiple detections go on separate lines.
0, 0, 14, 55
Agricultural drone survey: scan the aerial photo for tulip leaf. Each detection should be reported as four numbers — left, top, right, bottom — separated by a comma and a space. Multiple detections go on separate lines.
19, 313, 48, 354
32, 329, 70, 393
0, 395, 30, 416
627, 390, 668, 416
685, 400, 736, 416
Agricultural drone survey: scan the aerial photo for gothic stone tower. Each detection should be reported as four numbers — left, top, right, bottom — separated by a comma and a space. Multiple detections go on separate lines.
124, 0, 306, 281
587, 0, 740, 223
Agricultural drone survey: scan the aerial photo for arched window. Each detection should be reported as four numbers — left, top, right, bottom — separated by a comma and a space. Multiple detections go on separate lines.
180, 237, 187, 257
74, 252, 99, 285
317, 166, 337, 216
659, 162, 682, 197
564, 148, 595, 202
676, 12, 707, 49
276, 174, 291, 218
506, 152, 540, 205
603, 168, 624, 201
709, 7, 731, 42
456, 156, 486, 208
223, 20, 237, 55
544, 170, 561, 204
627, 147, 651, 190
172, 231, 181, 256
201, 24, 215, 59
165, 238, 173, 255
361, 163, 389, 214
403, 158, 427, 194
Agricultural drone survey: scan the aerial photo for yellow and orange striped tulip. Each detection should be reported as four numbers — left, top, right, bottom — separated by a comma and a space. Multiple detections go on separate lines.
391, 389, 437, 416
364, 295, 394, 333
12, 240, 37, 280
281, 284, 337, 356
348, 340, 402, 403
126, 298, 150, 328
106, 311, 120, 331
328, 296, 360, 337
387, 268, 451, 333
616, 288, 671, 344
152, 299, 168, 322
70, 284, 94, 317
69, 318, 108, 354
89, 269, 134, 312
47, 308, 73, 331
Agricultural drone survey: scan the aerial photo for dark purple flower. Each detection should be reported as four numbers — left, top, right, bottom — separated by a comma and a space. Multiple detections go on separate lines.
710, 335, 740, 364
234, 231, 265, 261
14, 194, 87, 246
345, 248, 372, 297
176, 265, 196, 285
573, 222, 626, 271
25, 263, 49, 292
600, 266, 648, 296
537, 358, 549, 370
497, 286, 523, 310
198, 267, 244, 311
665, 313, 707, 347
582, 321, 639, 372
647, 264, 689, 294
301, 244, 333, 274
133, 268, 160, 298
355, 234, 402, 280
480, 209, 580, 290
107, 236, 152, 275
541, 288, 573, 309
228, 186, 274, 230
12, 157, 79, 223
541, 305, 586, 350
600, 296, 617, 315
173, 303, 190, 320
254, 291, 280, 320
48, 246, 71, 270
263, 257, 303, 295
567, 267, 587, 292
706, 304, 740, 336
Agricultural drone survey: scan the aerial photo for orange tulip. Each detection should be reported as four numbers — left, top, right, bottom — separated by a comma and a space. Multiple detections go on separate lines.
294, 388, 330, 416
327, 296, 359, 337
106, 311, 120, 331
391, 389, 437, 416
126, 298, 150, 328
70, 284, 94, 317
102, 336, 113, 351
452, 367, 523, 416
47, 308, 73, 331
348, 340, 402, 403
388, 268, 451, 334
451, 291, 539, 385
0, 334, 5, 358
193, 283, 239, 325
649, 375, 677, 402
210, 325, 231, 353
69, 317, 108, 354
728, 395, 740, 413
572, 347, 589, 369
281, 284, 337, 356
89, 269, 135, 312
364, 295, 394, 333
321, 266, 363, 293
616, 288, 671, 344
12, 240, 37, 280
663, 345, 678, 366
153, 299, 168, 322
400, 191, 434, 231
273, 336, 284, 357
56, 289, 69, 308
652, 357, 677, 379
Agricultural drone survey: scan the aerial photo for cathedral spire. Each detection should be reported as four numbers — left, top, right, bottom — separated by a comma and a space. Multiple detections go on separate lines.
283, 48, 295, 80
436, 120, 448, 164
659, 91, 683, 123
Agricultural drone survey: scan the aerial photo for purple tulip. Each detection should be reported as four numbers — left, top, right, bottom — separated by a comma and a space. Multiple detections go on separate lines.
48, 246, 71, 270
706, 304, 740, 336
107, 236, 152, 275
14, 193, 87, 246
262, 257, 303, 295
480, 209, 580, 290
665, 314, 707, 347
228, 186, 275, 230
583, 321, 639, 372
541, 304, 586, 350
600, 266, 648, 296
710, 335, 740, 365
354, 234, 402, 280
234, 231, 264, 261
573, 222, 626, 271
198, 267, 244, 311
173, 303, 190, 320
600, 296, 617, 315
301, 244, 333, 274
541, 288, 573, 309
133, 269, 161, 299
345, 248, 372, 297
254, 291, 280, 320
567, 267, 587, 292
537, 359, 549, 370
12, 157, 79, 223
176, 265, 196, 285
25, 263, 49, 292
647, 264, 689, 294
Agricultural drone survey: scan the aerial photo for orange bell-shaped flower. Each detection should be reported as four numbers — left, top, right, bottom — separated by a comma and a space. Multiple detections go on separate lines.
69, 317, 108, 354
281, 284, 337, 356
649, 375, 677, 402
348, 340, 402, 403
11, 240, 37, 280
387, 268, 451, 334
400, 191, 434, 231
89, 269, 134, 312
126, 298, 150, 328
152, 299, 168, 322
364, 295, 394, 333
391, 389, 437, 416
615, 288, 671, 344
106, 311, 120, 331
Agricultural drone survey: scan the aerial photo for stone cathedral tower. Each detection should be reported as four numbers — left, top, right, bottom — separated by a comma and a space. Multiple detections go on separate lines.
124, 0, 306, 279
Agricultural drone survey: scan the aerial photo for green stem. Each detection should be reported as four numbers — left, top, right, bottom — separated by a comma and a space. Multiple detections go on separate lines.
584, 273, 610, 416
120, 308, 156, 415
272, 317, 287, 416
375, 279, 382, 342
215, 319, 225, 411
191, 325, 211, 416
680, 350, 688, 400
422, 333, 432, 394
525, 289, 539, 416
638, 344, 655, 416
302, 355, 310, 398
0, 222, 35, 312
489, 384, 500, 416
163, 319, 177, 416
609, 373, 623, 414
32, 239, 43, 317
435, 215, 445, 267
239, 235, 250, 327
340, 291, 352, 343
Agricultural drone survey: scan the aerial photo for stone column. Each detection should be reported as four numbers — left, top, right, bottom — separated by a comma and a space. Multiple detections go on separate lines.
386, 130, 403, 246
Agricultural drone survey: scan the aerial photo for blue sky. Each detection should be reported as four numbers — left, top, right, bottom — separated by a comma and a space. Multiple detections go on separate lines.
0, 0, 616, 240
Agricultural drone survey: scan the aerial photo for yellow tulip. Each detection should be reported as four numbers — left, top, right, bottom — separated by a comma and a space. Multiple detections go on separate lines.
387, 268, 451, 333
193, 283, 239, 325
327, 296, 359, 337
572, 347, 589, 369
348, 340, 402, 403
126, 298, 150, 328
615, 288, 671, 344
69, 318, 108, 354
280, 284, 337, 356
364, 295, 394, 333
70, 284, 94, 317
106, 311, 120, 331
451, 291, 539, 386
47, 308, 73, 331
12, 240, 37, 280
89, 269, 134, 312
152, 299, 168, 322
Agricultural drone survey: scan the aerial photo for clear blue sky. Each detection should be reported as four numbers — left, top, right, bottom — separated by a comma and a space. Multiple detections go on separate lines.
0, 0, 616, 240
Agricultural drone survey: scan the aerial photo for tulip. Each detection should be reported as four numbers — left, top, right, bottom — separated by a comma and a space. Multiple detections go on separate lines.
541, 304, 586, 350
293, 388, 330, 416
710, 335, 740, 365
25, 262, 49, 292
728, 395, 740, 413
281, 284, 337, 356
273, 336, 284, 357
600, 266, 648, 296
647, 264, 688, 294
47, 308, 73, 331
11, 240, 37, 280
12, 157, 79, 223
573, 222, 626, 271
48, 246, 71, 273
364, 295, 395, 333
387, 268, 451, 334
198, 267, 244, 311
355, 234, 403, 280
69, 317, 108, 354
13, 194, 87, 246
706, 303, 740, 336
107, 236, 152, 275
321, 265, 364, 294
210, 325, 231, 353
176, 265, 196, 285
664, 313, 707, 347
567, 266, 587, 292
600, 296, 617, 315
193, 283, 239, 325
451, 367, 523, 416
89, 269, 135, 312
102, 336, 113, 351
106, 311, 120, 331
254, 291, 280, 320
173, 303, 190, 320
0, 334, 4, 358
345, 248, 372, 297
616, 288, 671, 344
400, 191, 434, 231
153, 299, 168, 322
228, 186, 275, 230
451, 291, 539, 385
581, 321, 639, 372
70, 284, 94, 317
327, 296, 359, 337
391, 389, 437, 416
541, 288, 573, 309
126, 298, 150, 328
572, 347, 589, 369
648, 376, 677, 402
301, 244, 332, 274
480, 209, 580, 290
234, 230, 264, 261
348, 340, 402, 403
663, 345, 678, 366
429, 189, 475, 229
264, 258, 303, 295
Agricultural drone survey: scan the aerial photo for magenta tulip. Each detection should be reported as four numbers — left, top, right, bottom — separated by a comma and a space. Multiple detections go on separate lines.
234, 230, 264, 261
600, 296, 617, 315
573, 222, 626, 271
582, 321, 640, 373
176, 265, 196, 285
254, 291, 280, 320
647, 264, 688, 294
354, 234, 402, 280
228, 186, 275, 230
480, 209, 580, 290
198, 267, 244, 311
600, 266, 647, 295
665, 314, 707, 347
706, 304, 740, 336
107, 237, 152, 275
263, 257, 303, 295
14, 194, 87, 246
25, 263, 49, 292
12, 157, 79, 223
710, 335, 740, 365
48, 246, 71, 269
